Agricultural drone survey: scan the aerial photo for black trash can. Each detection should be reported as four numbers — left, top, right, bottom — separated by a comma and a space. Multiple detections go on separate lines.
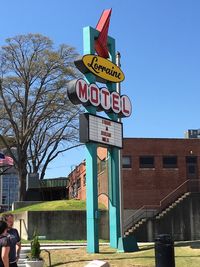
155, 234, 175, 267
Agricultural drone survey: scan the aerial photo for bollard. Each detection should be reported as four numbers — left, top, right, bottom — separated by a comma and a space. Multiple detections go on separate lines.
155, 234, 175, 267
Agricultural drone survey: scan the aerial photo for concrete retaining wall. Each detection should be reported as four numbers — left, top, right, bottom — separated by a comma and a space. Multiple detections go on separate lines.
13, 210, 109, 240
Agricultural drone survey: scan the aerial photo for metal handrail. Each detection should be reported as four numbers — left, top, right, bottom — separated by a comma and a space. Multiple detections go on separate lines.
159, 179, 189, 207
124, 179, 199, 232
42, 249, 51, 267
124, 204, 159, 231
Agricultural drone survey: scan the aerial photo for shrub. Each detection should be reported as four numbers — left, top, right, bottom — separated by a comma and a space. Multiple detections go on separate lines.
30, 232, 42, 260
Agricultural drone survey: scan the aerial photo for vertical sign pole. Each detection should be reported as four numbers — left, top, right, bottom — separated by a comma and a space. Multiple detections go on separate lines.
82, 25, 124, 251
116, 52, 124, 239
86, 143, 98, 253
107, 40, 121, 248
83, 26, 99, 253
108, 145, 121, 248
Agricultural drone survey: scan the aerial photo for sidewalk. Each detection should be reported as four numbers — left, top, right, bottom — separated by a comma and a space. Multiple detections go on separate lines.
21, 242, 110, 250
21, 242, 155, 251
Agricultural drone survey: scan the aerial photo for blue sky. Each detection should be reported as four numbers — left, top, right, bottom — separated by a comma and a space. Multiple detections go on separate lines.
1, 1, 200, 178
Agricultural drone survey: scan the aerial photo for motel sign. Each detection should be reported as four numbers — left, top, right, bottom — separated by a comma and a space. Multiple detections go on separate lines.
67, 9, 137, 253
68, 78, 132, 117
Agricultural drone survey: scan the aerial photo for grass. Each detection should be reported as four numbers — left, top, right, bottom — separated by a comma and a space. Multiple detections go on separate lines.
6, 201, 200, 266
9, 199, 107, 213
40, 242, 200, 267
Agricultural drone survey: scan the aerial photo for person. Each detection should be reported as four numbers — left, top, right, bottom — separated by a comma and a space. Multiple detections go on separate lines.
1, 215, 21, 267
0, 220, 10, 267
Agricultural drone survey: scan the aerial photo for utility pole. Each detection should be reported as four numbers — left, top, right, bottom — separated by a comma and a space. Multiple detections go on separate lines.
116, 51, 124, 238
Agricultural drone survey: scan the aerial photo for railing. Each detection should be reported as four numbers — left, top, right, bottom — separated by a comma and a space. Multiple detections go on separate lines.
124, 179, 200, 233
124, 204, 158, 233
42, 249, 51, 267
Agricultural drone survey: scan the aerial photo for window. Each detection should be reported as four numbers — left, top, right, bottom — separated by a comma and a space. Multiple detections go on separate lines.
163, 156, 177, 168
188, 165, 195, 174
72, 182, 77, 197
83, 174, 86, 185
77, 178, 81, 189
186, 156, 197, 164
122, 156, 132, 168
2, 196, 7, 204
139, 156, 154, 168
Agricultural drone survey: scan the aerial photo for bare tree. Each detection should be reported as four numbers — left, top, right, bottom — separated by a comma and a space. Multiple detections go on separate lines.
0, 34, 82, 200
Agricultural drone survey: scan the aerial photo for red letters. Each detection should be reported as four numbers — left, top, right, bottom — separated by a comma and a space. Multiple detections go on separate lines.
101, 88, 110, 110
111, 92, 120, 113
120, 95, 132, 117
77, 79, 88, 103
67, 78, 132, 117
102, 119, 111, 126
89, 84, 100, 106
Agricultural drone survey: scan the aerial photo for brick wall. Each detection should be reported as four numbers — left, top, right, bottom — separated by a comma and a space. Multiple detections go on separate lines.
122, 138, 200, 209
68, 138, 200, 211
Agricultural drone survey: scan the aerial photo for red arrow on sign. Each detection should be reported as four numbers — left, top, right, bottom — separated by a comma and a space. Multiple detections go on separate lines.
95, 9, 112, 58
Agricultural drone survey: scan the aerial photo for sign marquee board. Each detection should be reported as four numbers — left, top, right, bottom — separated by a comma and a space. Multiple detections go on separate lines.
75, 54, 125, 83
80, 113, 123, 148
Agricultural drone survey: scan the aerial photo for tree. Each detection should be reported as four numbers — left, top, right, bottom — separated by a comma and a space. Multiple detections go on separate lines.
0, 34, 82, 200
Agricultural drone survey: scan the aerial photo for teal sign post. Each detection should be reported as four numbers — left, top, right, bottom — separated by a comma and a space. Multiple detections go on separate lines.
67, 9, 136, 253
83, 25, 120, 252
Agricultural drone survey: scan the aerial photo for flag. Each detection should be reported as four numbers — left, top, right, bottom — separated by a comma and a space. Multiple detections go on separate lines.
0, 152, 5, 164
5, 156, 14, 166
0, 152, 14, 166
0, 153, 5, 159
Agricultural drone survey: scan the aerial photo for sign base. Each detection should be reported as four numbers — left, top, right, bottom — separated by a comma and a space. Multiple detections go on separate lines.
117, 236, 139, 253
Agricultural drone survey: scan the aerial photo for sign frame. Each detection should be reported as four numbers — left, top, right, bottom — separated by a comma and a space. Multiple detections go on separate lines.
79, 113, 123, 149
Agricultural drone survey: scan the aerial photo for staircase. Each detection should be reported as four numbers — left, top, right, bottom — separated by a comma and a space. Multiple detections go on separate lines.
155, 192, 190, 219
124, 192, 190, 237
124, 179, 199, 238
124, 218, 147, 237
18, 248, 30, 267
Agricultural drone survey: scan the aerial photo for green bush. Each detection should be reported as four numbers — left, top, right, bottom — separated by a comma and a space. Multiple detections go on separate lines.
30, 232, 41, 260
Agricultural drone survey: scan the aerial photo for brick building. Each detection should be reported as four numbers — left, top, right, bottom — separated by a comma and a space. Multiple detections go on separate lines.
122, 138, 200, 214
67, 137, 200, 214
66, 137, 200, 240
67, 147, 109, 207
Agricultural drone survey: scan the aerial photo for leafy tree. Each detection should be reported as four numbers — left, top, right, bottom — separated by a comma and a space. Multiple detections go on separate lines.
0, 34, 82, 200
